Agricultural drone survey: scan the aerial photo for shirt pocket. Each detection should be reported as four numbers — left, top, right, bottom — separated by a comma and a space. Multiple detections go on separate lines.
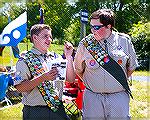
110, 50, 129, 67
85, 57, 100, 69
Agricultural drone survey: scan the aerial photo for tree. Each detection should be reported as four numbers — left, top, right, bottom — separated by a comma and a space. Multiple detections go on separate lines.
129, 21, 150, 70
64, 20, 80, 46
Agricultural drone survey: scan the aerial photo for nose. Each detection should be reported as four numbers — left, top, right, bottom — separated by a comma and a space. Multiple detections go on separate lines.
91, 28, 96, 34
47, 36, 53, 42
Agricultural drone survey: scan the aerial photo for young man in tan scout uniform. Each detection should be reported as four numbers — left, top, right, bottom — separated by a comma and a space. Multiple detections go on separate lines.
74, 9, 138, 120
14, 24, 75, 120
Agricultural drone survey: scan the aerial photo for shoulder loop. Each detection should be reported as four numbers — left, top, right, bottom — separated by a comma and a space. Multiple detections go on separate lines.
118, 33, 130, 39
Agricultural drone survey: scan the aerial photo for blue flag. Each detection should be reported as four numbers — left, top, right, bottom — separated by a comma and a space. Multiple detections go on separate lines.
0, 12, 27, 46
39, 7, 44, 24
8, 15, 20, 58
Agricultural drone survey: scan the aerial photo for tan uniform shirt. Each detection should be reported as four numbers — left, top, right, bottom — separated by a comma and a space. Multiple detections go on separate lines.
14, 48, 64, 106
74, 31, 138, 93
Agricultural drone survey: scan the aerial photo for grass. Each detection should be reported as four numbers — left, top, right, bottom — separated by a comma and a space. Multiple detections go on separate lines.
0, 103, 23, 120
132, 71, 150, 76
130, 80, 149, 119
0, 43, 64, 66
0, 80, 149, 120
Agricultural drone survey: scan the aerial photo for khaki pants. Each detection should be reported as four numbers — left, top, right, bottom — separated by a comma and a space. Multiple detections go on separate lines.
82, 89, 130, 120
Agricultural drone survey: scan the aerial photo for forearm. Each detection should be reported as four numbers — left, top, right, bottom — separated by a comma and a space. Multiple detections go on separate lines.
66, 57, 75, 82
15, 74, 45, 93
76, 71, 83, 80
127, 69, 135, 78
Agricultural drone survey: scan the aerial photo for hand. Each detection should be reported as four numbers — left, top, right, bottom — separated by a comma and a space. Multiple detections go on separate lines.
64, 42, 74, 59
43, 67, 58, 81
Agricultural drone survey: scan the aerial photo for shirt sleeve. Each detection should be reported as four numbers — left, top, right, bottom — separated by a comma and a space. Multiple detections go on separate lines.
14, 58, 31, 85
127, 38, 139, 71
74, 41, 86, 74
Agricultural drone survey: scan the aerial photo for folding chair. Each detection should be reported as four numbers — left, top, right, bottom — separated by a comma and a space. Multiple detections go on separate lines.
63, 75, 85, 119
0, 73, 14, 110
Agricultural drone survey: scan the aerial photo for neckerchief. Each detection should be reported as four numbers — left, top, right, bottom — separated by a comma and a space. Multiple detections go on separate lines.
83, 34, 133, 98
24, 51, 61, 112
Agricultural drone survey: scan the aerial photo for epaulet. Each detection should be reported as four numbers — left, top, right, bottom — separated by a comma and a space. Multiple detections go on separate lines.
118, 33, 130, 39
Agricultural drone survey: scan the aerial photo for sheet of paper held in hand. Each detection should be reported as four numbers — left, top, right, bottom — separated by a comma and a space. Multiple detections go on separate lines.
47, 58, 67, 81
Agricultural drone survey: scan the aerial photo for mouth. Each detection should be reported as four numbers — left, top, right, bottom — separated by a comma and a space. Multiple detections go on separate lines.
45, 42, 50, 46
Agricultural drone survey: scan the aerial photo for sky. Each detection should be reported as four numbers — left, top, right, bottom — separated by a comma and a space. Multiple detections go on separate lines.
0, 0, 76, 13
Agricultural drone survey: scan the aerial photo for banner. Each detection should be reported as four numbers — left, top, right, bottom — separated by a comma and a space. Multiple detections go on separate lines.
0, 12, 27, 46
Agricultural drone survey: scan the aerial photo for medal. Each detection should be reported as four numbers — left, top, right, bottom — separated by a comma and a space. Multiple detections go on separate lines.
104, 56, 110, 63
118, 59, 122, 65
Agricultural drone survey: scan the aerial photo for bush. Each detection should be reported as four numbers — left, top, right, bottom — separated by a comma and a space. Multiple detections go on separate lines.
130, 21, 150, 70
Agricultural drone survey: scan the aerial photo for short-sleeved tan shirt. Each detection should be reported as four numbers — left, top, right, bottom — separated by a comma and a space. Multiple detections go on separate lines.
14, 48, 64, 106
74, 31, 138, 93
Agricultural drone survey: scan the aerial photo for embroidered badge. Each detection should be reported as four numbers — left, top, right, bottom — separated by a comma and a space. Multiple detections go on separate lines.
24, 51, 61, 112
83, 35, 110, 66
89, 59, 96, 66
15, 71, 22, 81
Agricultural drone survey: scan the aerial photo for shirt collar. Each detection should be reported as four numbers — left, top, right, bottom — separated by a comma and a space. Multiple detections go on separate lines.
31, 47, 54, 57
106, 31, 116, 44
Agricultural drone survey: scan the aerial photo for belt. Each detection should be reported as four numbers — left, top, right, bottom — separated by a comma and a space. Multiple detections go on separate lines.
24, 105, 47, 108
86, 87, 124, 95
24, 101, 63, 108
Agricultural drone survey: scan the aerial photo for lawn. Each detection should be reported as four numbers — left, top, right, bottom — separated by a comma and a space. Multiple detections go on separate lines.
0, 43, 64, 66
0, 80, 149, 120
132, 71, 150, 76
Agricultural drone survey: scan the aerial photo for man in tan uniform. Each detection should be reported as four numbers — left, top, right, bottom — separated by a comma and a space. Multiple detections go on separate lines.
74, 9, 138, 120
14, 24, 75, 120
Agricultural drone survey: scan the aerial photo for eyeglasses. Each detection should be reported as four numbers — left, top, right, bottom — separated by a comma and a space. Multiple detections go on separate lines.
90, 24, 104, 30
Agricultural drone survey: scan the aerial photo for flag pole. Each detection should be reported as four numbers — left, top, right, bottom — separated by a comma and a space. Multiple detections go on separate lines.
7, 13, 13, 69
10, 46, 13, 68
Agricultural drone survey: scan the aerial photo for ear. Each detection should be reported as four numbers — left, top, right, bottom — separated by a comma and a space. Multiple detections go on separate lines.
32, 34, 38, 43
107, 24, 112, 29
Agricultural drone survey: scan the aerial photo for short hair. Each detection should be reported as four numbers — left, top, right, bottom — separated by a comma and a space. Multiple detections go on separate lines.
30, 24, 51, 42
90, 9, 115, 27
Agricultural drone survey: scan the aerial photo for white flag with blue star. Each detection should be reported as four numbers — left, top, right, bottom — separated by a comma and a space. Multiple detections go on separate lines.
0, 11, 27, 46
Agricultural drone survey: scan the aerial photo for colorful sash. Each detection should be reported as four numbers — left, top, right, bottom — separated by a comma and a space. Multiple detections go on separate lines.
24, 51, 61, 112
83, 34, 133, 98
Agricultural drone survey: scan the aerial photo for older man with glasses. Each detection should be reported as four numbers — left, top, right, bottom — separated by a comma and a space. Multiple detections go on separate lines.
74, 9, 138, 120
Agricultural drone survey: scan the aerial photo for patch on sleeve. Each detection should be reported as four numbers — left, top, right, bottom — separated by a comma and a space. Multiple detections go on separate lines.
14, 71, 22, 81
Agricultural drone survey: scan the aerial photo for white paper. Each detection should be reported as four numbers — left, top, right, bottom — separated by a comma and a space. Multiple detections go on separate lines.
51, 59, 67, 81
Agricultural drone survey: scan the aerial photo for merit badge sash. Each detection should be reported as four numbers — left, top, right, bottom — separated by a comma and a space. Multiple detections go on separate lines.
24, 51, 61, 112
83, 34, 133, 99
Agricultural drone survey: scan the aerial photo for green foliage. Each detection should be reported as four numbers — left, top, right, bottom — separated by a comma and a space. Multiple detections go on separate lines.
129, 21, 150, 70
64, 20, 80, 47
